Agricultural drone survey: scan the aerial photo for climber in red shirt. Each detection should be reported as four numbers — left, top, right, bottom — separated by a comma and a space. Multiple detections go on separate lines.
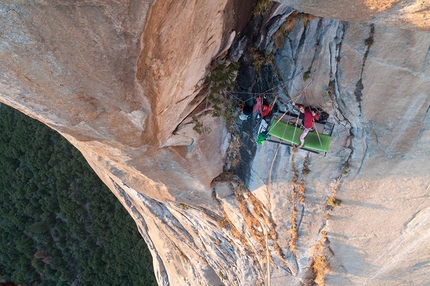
294, 103, 320, 149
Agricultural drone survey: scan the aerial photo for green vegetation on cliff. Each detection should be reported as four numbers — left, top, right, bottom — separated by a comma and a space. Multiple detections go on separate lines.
0, 105, 156, 285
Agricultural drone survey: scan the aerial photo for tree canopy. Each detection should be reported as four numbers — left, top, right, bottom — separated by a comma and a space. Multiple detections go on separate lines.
0, 104, 156, 285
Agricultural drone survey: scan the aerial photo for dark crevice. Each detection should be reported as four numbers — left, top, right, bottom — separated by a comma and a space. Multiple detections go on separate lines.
296, 20, 309, 57
350, 24, 374, 175
331, 22, 354, 132
354, 79, 364, 103
354, 24, 374, 106
297, 204, 305, 230
421, 46, 430, 73
315, 17, 324, 42
331, 22, 360, 183
417, 104, 430, 140
355, 138, 367, 176
308, 18, 325, 71
286, 18, 309, 83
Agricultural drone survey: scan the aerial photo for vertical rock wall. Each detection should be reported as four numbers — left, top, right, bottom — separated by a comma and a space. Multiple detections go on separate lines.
278, 0, 430, 31
1, 0, 429, 285
0, 0, 236, 284
325, 23, 430, 285
237, 5, 430, 285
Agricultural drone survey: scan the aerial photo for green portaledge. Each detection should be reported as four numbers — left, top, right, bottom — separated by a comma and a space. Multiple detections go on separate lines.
267, 120, 331, 153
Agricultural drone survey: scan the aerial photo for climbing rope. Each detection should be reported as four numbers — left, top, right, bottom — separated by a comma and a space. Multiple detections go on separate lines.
266, 73, 316, 134
226, 69, 304, 104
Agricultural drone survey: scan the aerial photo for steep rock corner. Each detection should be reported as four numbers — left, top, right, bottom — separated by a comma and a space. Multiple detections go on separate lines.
0, 0, 429, 285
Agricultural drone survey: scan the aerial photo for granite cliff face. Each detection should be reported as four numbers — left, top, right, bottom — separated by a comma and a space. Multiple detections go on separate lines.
1, 0, 429, 285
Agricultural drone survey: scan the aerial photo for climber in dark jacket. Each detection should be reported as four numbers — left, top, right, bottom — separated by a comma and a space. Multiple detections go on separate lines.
294, 103, 319, 149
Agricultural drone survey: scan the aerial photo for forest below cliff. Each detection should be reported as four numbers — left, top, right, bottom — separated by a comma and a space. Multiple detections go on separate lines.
0, 105, 156, 285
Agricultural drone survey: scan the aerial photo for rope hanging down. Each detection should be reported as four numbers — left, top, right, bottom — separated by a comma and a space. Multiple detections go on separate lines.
266, 72, 316, 134
226, 70, 305, 104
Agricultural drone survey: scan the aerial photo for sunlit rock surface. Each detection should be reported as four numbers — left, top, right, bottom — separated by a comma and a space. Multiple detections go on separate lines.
0, 0, 429, 285
278, 0, 430, 32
